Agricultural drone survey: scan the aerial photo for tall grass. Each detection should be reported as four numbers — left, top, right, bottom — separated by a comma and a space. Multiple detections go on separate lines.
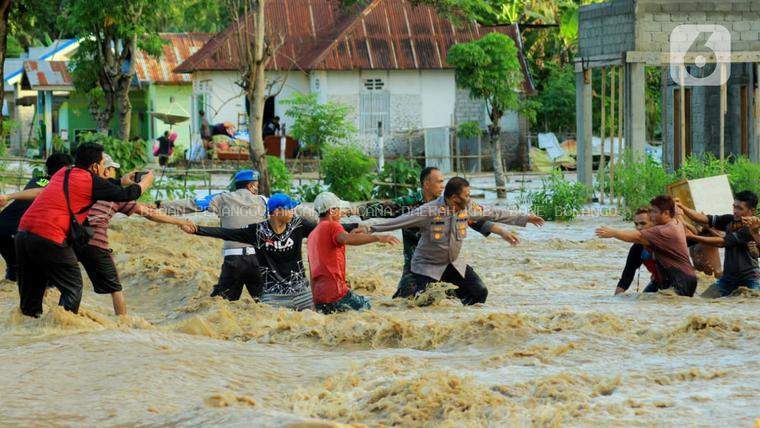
614, 152, 760, 219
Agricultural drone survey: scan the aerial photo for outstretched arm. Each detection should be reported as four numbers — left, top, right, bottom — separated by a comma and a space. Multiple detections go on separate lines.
183, 223, 257, 245
688, 234, 726, 248
369, 209, 428, 233
675, 199, 709, 225
486, 223, 520, 245
336, 232, 399, 246
596, 226, 650, 246
0, 187, 44, 205
135, 204, 193, 227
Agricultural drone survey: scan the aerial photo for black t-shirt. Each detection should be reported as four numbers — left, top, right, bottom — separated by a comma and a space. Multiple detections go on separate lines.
709, 214, 759, 281
0, 177, 47, 236
197, 217, 357, 295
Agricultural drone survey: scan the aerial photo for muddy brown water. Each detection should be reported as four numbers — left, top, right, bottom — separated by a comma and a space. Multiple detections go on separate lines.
0, 215, 757, 427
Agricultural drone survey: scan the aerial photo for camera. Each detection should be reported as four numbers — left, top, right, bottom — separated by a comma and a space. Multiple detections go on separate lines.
134, 171, 148, 182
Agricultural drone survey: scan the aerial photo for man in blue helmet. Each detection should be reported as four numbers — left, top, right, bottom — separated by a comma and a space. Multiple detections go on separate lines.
158, 169, 282, 300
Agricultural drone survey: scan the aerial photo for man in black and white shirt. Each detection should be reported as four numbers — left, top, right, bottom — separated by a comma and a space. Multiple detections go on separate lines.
182, 194, 360, 311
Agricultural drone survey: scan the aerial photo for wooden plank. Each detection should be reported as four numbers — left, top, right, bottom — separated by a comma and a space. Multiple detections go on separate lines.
617, 65, 623, 208
609, 66, 616, 204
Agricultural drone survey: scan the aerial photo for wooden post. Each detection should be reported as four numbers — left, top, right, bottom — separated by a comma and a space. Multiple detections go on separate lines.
609, 66, 616, 205
756, 63, 760, 162
679, 64, 686, 174
661, 66, 669, 169
719, 62, 727, 167
617, 65, 623, 208
599, 67, 606, 204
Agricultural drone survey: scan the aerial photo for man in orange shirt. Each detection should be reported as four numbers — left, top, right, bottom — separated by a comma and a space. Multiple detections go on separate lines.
307, 192, 399, 313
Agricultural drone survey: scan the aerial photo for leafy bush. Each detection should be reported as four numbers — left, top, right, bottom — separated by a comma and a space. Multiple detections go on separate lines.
321, 144, 376, 201
372, 158, 420, 200
727, 156, 760, 196
680, 153, 726, 180
266, 155, 292, 194
615, 154, 675, 220
79, 132, 148, 172
282, 92, 356, 156
294, 182, 327, 203
530, 170, 590, 221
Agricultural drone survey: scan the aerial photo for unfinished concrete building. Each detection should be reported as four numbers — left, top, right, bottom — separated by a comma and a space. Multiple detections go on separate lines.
576, 0, 760, 186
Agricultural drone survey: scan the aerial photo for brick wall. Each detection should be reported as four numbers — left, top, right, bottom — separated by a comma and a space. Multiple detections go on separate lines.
637, 0, 760, 53
578, 0, 636, 58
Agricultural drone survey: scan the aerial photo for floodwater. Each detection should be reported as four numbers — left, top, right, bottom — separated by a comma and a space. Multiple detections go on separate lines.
0, 213, 758, 427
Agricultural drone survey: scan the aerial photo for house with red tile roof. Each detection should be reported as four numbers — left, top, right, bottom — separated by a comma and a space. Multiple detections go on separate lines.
175, 0, 535, 170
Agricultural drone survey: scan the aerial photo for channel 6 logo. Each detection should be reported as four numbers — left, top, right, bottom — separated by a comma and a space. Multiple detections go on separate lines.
669, 24, 731, 86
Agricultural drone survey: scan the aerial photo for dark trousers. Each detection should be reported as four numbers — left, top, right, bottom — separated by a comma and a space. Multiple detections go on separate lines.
75, 244, 123, 294
16, 231, 83, 317
413, 264, 488, 305
0, 234, 18, 281
645, 268, 698, 297
210, 254, 262, 301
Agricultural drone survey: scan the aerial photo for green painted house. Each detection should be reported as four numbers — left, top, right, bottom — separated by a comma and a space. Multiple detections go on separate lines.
20, 33, 210, 156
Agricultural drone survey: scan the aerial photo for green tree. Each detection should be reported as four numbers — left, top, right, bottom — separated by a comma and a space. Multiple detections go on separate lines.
448, 32, 523, 198
64, 0, 166, 140
282, 93, 356, 157
535, 62, 575, 133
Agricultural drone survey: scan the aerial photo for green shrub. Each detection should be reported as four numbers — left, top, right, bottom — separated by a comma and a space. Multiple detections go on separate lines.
294, 182, 327, 202
615, 154, 675, 220
679, 153, 727, 180
529, 170, 591, 221
79, 132, 148, 172
321, 144, 376, 201
372, 158, 420, 200
727, 156, 760, 196
266, 155, 292, 194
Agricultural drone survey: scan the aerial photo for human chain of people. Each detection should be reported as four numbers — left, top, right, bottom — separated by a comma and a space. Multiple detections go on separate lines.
0, 143, 757, 318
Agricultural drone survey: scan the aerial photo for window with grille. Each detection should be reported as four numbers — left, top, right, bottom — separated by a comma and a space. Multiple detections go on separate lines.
363, 78, 385, 91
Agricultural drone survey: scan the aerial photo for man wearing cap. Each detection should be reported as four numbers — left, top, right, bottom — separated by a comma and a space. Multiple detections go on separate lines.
308, 192, 400, 313
367, 177, 545, 305
160, 169, 319, 301
181, 193, 357, 310
72, 154, 194, 315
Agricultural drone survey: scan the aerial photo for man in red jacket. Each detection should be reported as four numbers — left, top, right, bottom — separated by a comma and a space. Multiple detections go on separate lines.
15, 142, 153, 317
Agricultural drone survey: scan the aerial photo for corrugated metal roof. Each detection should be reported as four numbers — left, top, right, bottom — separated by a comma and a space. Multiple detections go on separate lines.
135, 33, 212, 84
173, 0, 534, 93
22, 61, 74, 90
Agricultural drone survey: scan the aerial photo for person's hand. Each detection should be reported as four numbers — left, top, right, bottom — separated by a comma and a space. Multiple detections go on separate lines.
139, 170, 155, 189
180, 222, 197, 234
741, 216, 760, 230
0, 194, 8, 208
498, 229, 520, 246
527, 214, 545, 227
351, 225, 371, 234
121, 172, 136, 186
376, 235, 400, 245
595, 226, 615, 239
614, 286, 626, 295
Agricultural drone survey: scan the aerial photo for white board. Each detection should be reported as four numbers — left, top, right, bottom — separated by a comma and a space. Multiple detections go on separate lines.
687, 175, 734, 215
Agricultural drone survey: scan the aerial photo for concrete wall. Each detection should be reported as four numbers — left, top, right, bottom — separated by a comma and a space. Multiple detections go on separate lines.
663, 63, 755, 167
578, 0, 636, 58
579, 0, 760, 59
637, 0, 760, 54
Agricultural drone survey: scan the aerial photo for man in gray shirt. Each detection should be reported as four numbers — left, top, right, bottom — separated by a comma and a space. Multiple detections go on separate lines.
369, 177, 544, 305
